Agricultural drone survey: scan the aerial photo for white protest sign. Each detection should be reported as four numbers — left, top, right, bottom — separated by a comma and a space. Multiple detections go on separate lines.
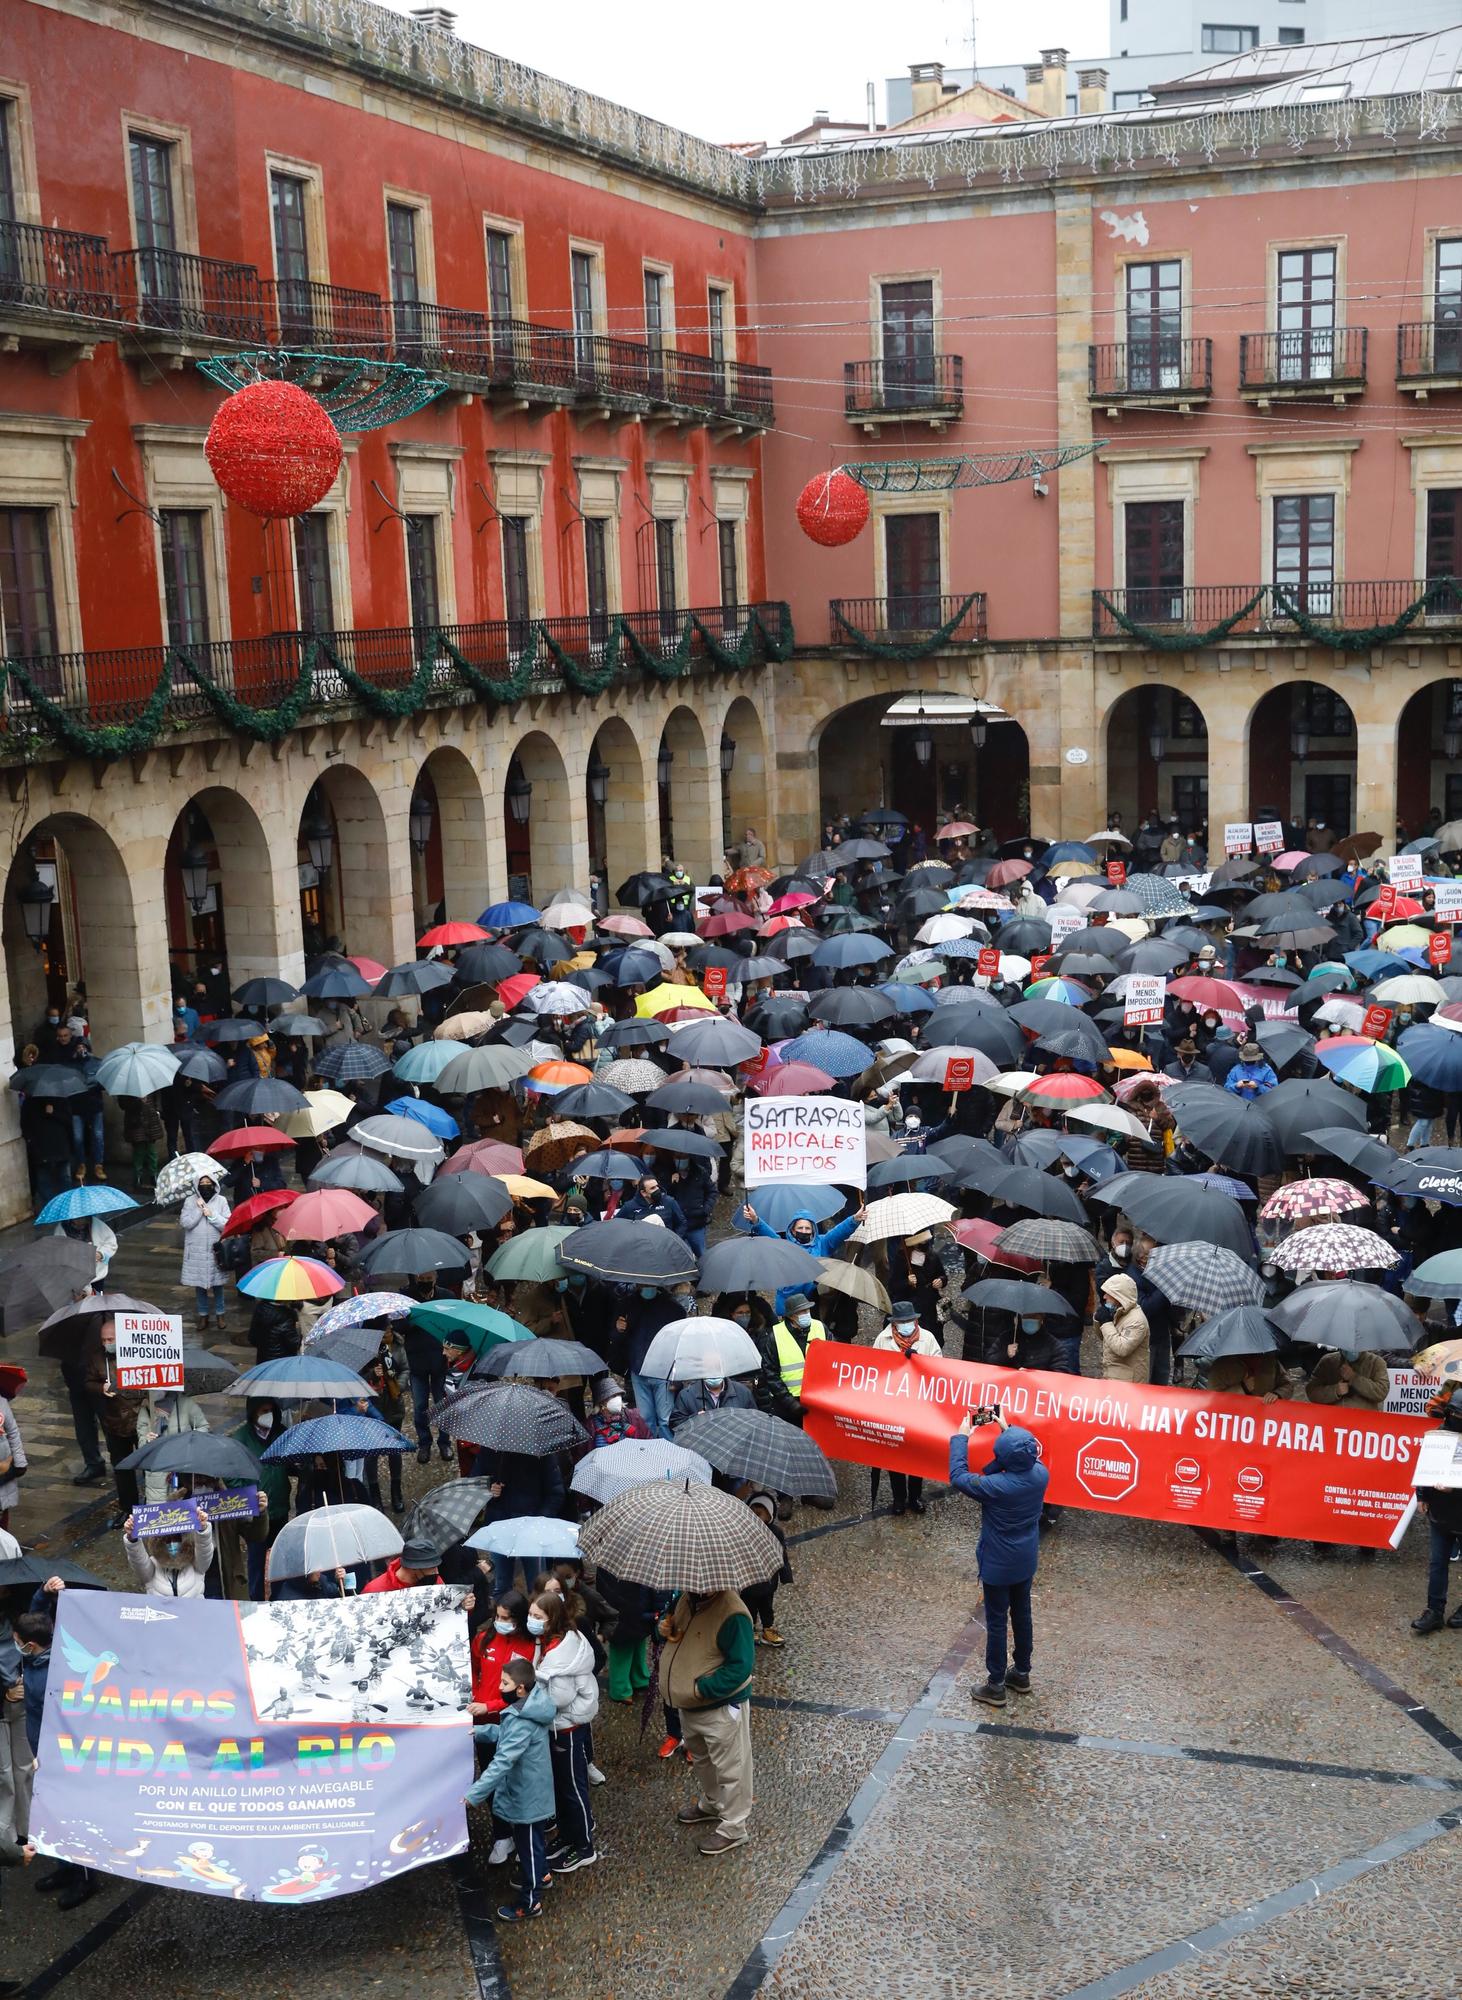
1254, 820, 1285, 854
1174, 871, 1211, 898
1431, 882, 1462, 923
1123, 974, 1167, 1027
1385, 1367, 1435, 1421
744, 1097, 867, 1189
114, 1309, 185, 1392
1412, 1429, 1462, 1491
1048, 905, 1084, 947
1386, 853, 1424, 892
1223, 822, 1253, 857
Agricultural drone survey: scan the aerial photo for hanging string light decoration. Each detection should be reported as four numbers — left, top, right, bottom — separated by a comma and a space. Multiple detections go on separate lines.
204, 380, 343, 519
796, 469, 870, 547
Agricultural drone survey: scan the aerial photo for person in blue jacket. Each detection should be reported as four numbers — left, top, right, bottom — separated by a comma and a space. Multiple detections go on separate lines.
948, 1408, 1050, 1710
740, 1199, 866, 1316
1223, 1041, 1278, 1099
466, 1657, 556, 1921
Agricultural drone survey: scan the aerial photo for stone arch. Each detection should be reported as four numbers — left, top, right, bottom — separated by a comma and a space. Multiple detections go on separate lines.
505, 729, 579, 906
412, 745, 490, 926
586, 715, 651, 905
1397, 672, 1462, 843
1102, 683, 1211, 837
164, 786, 292, 999
658, 704, 716, 882
815, 689, 1032, 846
720, 694, 768, 868
298, 764, 400, 966
1247, 679, 1358, 839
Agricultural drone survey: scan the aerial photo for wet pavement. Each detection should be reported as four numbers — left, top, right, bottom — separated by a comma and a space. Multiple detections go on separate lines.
3, 1210, 1460, 1998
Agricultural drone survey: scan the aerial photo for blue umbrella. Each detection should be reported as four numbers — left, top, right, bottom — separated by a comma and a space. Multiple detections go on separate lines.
810, 934, 895, 970
94, 1043, 180, 1098
1344, 950, 1411, 979
393, 1039, 469, 1084
934, 937, 997, 962
226, 1356, 371, 1399
1193, 1171, 1257, 1202
878, 983, 936, 1016
779, 1029, 873, 1078
309, 1290, 414, 1338
1040, 842, 1098, 866
172, 1044, 228, 1083
1397, 1023, 1462, 1092
467, 1515, 581, 1558
480, 900, 540, 929
35, 1184, 140, 1225
600, 947, 664, 987
316, 1043, 391, 1082
262, 1413, 411, 1459
384, 1095, 460, 1140
732, 1182, 845, 1230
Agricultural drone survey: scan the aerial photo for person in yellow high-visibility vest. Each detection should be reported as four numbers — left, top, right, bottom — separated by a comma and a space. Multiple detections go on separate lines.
767, 1292, 826, 1404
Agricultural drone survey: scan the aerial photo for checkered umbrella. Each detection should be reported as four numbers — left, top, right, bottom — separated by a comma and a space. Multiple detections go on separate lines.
675, 1407, 836, 1501
1141, 1242, 1265, 1314
436, 1381, 588, 1455
402, 1477, 498, 1553
315, 1042, 391, 1083
1259, 1178, 1368, 1222
992, 1218, 1100, 1263
1270, 1222, 1400, 1272
577, 1477, 784, 1592
852, 1192, 957, 1245
570, 1439, 712, 1507
1124, 874, 1192, 918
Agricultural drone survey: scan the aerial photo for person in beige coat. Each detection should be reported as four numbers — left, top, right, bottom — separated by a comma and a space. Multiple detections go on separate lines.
1306, 1349, 1388, 1408
1096, 1274, 1150, 1384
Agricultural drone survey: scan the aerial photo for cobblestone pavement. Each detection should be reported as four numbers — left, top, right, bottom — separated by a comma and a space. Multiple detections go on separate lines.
3, 1211, 1459, 1999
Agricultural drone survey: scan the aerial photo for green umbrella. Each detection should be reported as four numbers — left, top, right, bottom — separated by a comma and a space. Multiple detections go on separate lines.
487, 1226, 576, 1283
406, 1297, 535, 1356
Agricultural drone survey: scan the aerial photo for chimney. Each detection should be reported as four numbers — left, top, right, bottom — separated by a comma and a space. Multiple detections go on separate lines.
909, 61, 945, 118
1077, 67, 1109, 115
812, 108, 830, 124
1038, 48, 1069, 118
1023, 63, 1045, 111
410, 5, 458, 31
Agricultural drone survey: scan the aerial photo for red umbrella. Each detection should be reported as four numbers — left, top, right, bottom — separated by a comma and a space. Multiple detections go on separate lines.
699, 912, 758, 937
759, 915, 809, 936
725, 866, 773, 894
767, 892, 819, 915
418, 921, 489, 948
208, 1124, 297, 1156
987, 859, 1033, 888
936, 822, 977, 841
279, 1188, 378, 1239
347, 955, 388, 983
439, 1138, 525, 1178
1021, 1073, 1109, 1106
498, 972, 540, 1010
953, 1217, 1040, 1272
752, 1062, 837, 1095
1167, 976, 1251, 1015
219, 1188, 299, 1238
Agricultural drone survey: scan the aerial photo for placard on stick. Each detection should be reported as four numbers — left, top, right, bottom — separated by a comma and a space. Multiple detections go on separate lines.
1123, 974, 1167, 1027
744, 1097, 867, 1188
114, 1310, 184, 1392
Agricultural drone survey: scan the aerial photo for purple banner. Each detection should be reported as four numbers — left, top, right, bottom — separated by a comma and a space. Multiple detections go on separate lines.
31, 1588, 472, 1900
131, 1488, 262, 1538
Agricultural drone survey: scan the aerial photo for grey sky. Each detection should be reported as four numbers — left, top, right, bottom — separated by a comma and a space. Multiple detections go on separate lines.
396, 1, 1108, 144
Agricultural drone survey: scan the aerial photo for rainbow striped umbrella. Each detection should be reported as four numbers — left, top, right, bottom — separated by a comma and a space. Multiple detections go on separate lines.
1022, 976, 1092, 1005
1315, 1039, 1409, 1094
237, 1255, 347, 1301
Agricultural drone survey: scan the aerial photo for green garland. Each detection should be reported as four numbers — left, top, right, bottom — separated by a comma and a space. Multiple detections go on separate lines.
693, 605, 795, 667
1, 653, 174, 758
831, 593, 980, 661
317, 637, 440, 718
181, 643, 316, 741
623, 614, 696, 680
439, 630, 540, 704
1271, 578, 1461, 653
541, 620, 621, 695
1094, 590, 1266, 652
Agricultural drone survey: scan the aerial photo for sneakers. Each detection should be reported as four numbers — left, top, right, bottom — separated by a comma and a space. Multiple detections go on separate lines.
1005, 1671, 1032, 1695
487, 1837, 513, 1867
972, 1679, 1008, 1707
1412, 1607, 1445, 1634
548, 1847, 597, 1874
756, 1627, 785, 1649
676, 1802, 718, 1827
698, 1829, 747, 1856
587, 1762, 606, 1786
657, 1736, 682, 1760
496, 1903, 543, 1922
438, 1441, 453, 1463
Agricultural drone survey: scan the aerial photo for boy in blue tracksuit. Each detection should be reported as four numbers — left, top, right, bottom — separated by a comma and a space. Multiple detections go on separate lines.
949, 1411, 1049, 1710
466, 1657, 556, 1921
741, 1202, 865, 1316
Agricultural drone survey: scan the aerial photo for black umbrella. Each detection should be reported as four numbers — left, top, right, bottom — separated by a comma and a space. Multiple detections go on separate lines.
303, 964, 371, 1000
998, 919, 1054, 954
1261, 1077, 1366, 1152
455, 943, 524, 984
200, 1016, 266, 1044
987, 1165, 1088, 1223
686, 945, 746, 973
920, 1009, 1026, 1064
636, 1128, 724, 1160
178, 1344, 240, 1391
1092, 1173, 1255, 1261
1060, 926, 1134, 959
1125, 939, 1189, 974
515, 929, 571, 965
0, 1554, 107, 1591
746, 1001, 810, 1041
646, 1080, 733, 1117
476, 1336, 607, 1380
438, 1381, 587, 1454
806, 988, 897, 1029
402, 1475, 498, 1552
0, 1239, 97, 1325
1254, 1021, 1315, 1070
358, 1228, 473, 1277
233, 977, 297, 1008
36, 1291, 160, 1358
765, 929, 820, 963
898, 887, 957, 919
1007, 999, 1109, 1064
308, 1147, 405, 1194
1304, 1126, 1396, 1176
172, 1044, 229, 1083
375, 961, 455, 998
601, 947, 664, 987
1164, 1084, 1283, 1176
617, 872, 676, 908
413, 1175, 512, 1233
676, 1406, 837, 1502
1269, 1280, 1420, 1354
1178, 1306, 1281, 1361
1372, 1154, 1462, 1204
867, 1155, 945, 1189
1056, 952, 1122, 978
559, 1219, 698, 1286
960, 1278, 1076, 1317
669, 1018, 763, 1068
698, 1235, 821, 1294
117, 1431, 261, 1479
546, 1082, 638, 1122
9, 1064, 91, 1099
213, 1076, 309, 1116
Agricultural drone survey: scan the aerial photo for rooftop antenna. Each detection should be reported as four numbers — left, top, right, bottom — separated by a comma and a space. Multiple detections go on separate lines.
969, 1, 980, 81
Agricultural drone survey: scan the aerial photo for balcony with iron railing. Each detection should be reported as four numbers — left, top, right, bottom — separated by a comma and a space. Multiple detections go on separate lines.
829, 592, 987, 647
1088, 338, 1212, 413
1397, 319, 1462, 397
113, 247, 267, 347
262, 277, 389, 356
0, 602, 791, 749
1238, 327, 1368, 404
0, 220, 119, 353
844, 355, 963, 430
1092, 579, 1462, 642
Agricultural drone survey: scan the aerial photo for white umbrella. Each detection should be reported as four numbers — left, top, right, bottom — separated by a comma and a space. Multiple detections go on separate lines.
268, 1502, 402, 1583
906, 1048, 998, 1086
853, 1192, 957, 1244
570, 1438, 711, 1506
540, 898, 595, 929
639, 1317, 762, 1383
1056, 880, 1106, 909
983, 1070, 1041, 1098
281, 1088, 354, 1138
1085, 829, 1133, 846
94, 1042, 180, 1098
1067, 1103, 1151, 1141
1316, 997, 1366, 1031
353, 1113, 446, 1162
916, 914, 978, 945
523, 981, 591, 1016
1370, 975, 1448, 1006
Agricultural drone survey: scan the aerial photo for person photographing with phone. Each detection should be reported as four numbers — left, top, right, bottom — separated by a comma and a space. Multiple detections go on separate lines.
949, 1404, 1049, 1709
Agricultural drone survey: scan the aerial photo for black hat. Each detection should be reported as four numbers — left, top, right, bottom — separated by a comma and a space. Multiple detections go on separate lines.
399, 1538, 438, 1570
890, 1300, 916, 1319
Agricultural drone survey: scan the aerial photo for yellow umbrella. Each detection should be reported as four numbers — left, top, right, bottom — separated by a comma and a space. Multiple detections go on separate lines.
1046, 859, 1099, 879
281, 1088, 354, 1138
498, 1174, 558, 1202
1375, 925, 1431, 951
636, 983, 717, 1017
1413, 1340, 1462, 1382
1104, 917, 1150, 941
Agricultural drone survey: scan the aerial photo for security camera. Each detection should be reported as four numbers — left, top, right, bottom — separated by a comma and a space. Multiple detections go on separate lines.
1032, 475, 1049, 499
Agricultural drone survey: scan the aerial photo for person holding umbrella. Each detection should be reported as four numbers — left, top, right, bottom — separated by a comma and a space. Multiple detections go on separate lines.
870, 1303, 942, 1517
179, 1173, 232, 1332
229, 1399, 291, 1600
669, 1370, 754, 1435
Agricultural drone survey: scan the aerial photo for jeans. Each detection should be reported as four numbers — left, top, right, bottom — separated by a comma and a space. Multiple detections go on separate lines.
68, 1382, 104, 1473
548, 1726, 594, 1855
500, 1817, 547, 1910
681, 1225, 708, 1258
35, 1161, 73, 1209
1148, 1323, 1172, 1388
983, 1576, 1034, 1683
1427, 1519, 1460, 1612
194, 1284, 228, 1319
631, 1371, 674, 1442
410, 1362, 449, 1451
71, 1107, 104, 1170
1408, 1118, 1437, 1150
490, 1551, 551, 1600
1051, 1332, 1082, 1377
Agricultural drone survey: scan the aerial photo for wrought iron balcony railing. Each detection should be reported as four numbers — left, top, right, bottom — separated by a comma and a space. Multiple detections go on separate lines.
1088, 338, 1212, 402
114, 247, 267, 343
262, 277, 389, 355
844, 354, 963, 420
1397, 319, 1462, 389
0, 219, 118, 323
830, 592, 987, 646
1092, 579, 1462, 640
1238, 326, 1368, 395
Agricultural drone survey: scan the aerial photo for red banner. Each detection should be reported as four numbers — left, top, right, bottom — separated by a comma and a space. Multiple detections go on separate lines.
1361, 1003, 1393, 1041
801, 1341, 1428, 1547
976, 947, 1001, 980
1429, 931, 1452, 969
702, 966, 729, 999
1105, 859, 1127, 885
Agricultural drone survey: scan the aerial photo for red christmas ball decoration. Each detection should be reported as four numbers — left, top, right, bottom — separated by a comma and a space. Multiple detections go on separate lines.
796, 469, 870, 547
204, 380, 343, 520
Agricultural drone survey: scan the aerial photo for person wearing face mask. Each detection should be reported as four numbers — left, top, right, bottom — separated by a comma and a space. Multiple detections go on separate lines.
588, 1376, 650, 1449
1095, 1274, 1150, 1382
622, 1283, 682, 1441
664, 1154, 715, 1257
229, 1399, 290, 1600
363, 1537, 442, 1593
765, 1292, 828, 1411
136, 1385, 210, 1503
526, 1590, 599, 1874
469, 1590, 534, 1722
80, 1317, 146, 1528
466, 1657, 556, 1921
741, 1202, 865, 1319
1224, 1042, 1278, 1101
1163, 1035, 1211, 1086
123, 1511, 214, 1597
619, 1174, 690, 1239
719, 1295, 802, 1426
669, 1368, 755, 1435
870, 1303, 943, 1516
178, 1176, 232, 1331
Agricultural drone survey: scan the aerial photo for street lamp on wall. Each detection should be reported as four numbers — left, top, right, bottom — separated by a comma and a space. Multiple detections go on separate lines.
1147, 726, 1166, 764
409, 789, 434, 856
507, 764, 532, 825
912, 703, 933, 767
657, 742, 674, 790
1291, 724, 1310, 762
17, 867, 53, 952
968, 712, 988, 753
719, 733, 736, 781
587, 753, 610, 807
302, 800, 335, 876
179, 845, 212, 916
